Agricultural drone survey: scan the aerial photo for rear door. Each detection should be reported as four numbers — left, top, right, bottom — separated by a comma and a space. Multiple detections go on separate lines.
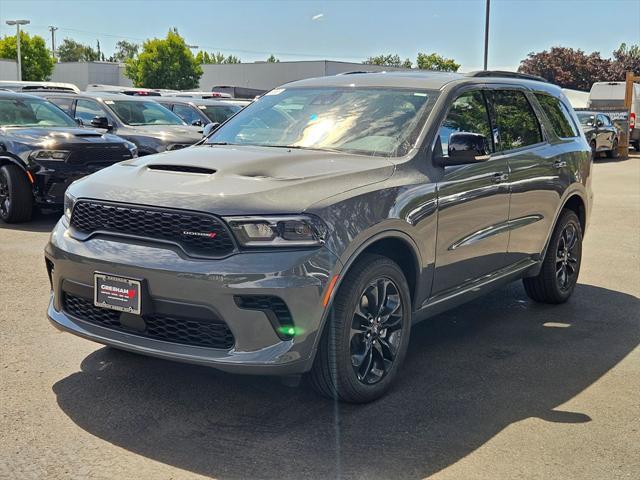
431, 89, 511, 296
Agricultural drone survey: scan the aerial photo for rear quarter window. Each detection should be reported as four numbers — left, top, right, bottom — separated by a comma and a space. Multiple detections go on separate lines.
534, 93, 578, 138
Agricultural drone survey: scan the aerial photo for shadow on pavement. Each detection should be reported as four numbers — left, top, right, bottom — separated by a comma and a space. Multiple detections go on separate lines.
0, 209, 60, 233
52, 283, 639, 480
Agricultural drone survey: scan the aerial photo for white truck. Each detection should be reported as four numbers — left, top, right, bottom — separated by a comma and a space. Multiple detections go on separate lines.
588, 81, 640, 151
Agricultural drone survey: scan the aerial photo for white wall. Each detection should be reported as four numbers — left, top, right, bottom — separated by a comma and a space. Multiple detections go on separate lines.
0, 59, 19, 81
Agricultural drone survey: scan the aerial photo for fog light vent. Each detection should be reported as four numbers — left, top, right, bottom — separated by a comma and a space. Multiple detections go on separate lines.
234, 295, 296, 339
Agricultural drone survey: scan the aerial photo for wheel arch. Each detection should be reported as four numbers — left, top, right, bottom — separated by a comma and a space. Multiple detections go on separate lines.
306, 230, 423, 367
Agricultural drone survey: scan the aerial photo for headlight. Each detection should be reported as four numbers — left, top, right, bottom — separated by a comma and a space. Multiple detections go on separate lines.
63, 191, 76, 223
225, 215, 327, 248
124, 141, 138, 157
30, 150, 71, 161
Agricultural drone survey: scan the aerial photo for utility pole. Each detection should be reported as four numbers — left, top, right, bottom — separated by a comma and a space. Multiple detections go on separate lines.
5, 19, 30, 81
48, 26, 58, 60
483, 0, 490, 70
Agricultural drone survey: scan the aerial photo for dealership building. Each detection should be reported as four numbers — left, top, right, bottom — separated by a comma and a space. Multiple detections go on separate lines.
0, 59, 404, 91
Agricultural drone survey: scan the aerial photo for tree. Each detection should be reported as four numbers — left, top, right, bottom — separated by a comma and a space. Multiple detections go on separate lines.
416, 52, 460, 72
57, 38, 99, 62
364, 53, 412, 68
609, 43, 640, 79
0, 31, 54, 81
125, 29, 202, 89
266, 54, 279, 63
196, 51, 241, 64
109, 40, 138, 62
518, 47, 613, 90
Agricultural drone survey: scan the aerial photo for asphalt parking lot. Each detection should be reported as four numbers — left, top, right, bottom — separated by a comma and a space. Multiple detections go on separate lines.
1, 153, 638, 480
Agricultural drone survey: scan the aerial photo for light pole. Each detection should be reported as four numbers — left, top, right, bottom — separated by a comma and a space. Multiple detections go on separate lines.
5, 19, 30, 81
48, 25, 58, 60
483, 0, 490, 70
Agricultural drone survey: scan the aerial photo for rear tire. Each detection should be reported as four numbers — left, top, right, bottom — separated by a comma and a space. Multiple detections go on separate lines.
309, 254, 411, 403
606, 139, 619, 158
523, 210, 582, 304
0, 164, 33, 223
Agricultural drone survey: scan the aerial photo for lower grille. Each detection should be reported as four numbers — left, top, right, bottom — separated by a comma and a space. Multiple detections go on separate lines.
63, 294, 234, 349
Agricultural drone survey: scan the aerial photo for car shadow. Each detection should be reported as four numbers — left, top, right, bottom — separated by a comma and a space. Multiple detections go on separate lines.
52, 283, 639, 480
0, 209, 60, 233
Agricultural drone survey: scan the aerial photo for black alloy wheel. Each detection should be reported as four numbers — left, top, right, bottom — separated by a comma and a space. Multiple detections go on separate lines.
555, 222, 580, 292
350, 277, 404, 385
0, 168, 9, 218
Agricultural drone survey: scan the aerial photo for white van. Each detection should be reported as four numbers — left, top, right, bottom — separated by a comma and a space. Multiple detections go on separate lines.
588, 81, 640, 151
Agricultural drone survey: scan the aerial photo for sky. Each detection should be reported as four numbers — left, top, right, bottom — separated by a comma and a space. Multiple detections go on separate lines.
0, 0, 638, 71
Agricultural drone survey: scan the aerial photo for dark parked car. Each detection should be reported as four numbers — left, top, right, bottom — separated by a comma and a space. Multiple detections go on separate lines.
0, 92, 137, 223
154, 97, 243, 126
33, 92, 202, 156
576, 111, 619, 159
46, 71, 592, 402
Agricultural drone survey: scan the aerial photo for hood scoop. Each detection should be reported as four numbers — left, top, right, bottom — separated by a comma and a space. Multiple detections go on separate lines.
73, 132, 103, 137
147, 164, 216, 174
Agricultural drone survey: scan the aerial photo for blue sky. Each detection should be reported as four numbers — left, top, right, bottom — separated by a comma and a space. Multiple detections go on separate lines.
1, 0, 638, 71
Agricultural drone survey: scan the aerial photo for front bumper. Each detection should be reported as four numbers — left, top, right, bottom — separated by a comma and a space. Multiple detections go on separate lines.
45, 219, 341, 374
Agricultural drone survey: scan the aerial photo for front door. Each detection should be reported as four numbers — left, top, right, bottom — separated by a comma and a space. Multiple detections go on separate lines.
431, 89, 511, 296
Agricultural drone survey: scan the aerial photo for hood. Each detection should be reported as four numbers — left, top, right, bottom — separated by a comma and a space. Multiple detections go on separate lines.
69, 145, 395, 215
120, 124, 203, 141
2, 126, 123, 144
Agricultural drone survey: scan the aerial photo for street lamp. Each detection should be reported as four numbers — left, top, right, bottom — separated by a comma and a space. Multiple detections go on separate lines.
5, 19, 30, 81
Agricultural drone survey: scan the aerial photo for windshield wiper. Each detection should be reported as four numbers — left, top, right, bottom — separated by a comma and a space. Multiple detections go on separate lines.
258, 144, 343, 153
208, 142, 235, 146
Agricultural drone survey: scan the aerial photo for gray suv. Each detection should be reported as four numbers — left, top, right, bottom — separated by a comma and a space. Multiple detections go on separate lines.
45, 71, 592, 403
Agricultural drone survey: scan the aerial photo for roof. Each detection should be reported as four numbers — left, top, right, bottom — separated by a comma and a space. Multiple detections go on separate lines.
154, 97, 244, 107
0, 91, 49, 101
282, 70, 559, 92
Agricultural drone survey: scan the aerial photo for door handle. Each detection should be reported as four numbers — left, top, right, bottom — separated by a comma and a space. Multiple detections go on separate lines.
553, 160, 567, 168
492, 172, 509, 183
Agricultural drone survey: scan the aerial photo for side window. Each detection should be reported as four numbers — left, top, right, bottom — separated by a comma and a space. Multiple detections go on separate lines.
75, 99, 107, 124
437, 90, 493, 157
47, 97, 74, 116
603, 115, 612, 126
173, 104, 201, 125
534, 93, 578, 138
486, 90, 543, 151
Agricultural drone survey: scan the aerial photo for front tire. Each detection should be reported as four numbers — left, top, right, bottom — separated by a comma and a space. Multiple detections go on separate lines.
606, 139, 619, 158
0, 164, 33, 223
523, 210, 582, 304
309, 254, 411, 403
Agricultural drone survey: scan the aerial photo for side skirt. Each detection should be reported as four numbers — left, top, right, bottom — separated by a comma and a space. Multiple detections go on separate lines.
412, 258, 540, 324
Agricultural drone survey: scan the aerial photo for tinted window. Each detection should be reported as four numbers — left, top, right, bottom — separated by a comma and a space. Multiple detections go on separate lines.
486, 90, 542, 151
200, 104, 241, 124
108, 100, 185, 126
534, 93, 578, 138
47, 97, 74, 116
207, 87, 434, 157
438, 90, 493, 156
76, 99, 108, 124
0, 98, 76, 127
173, 104, 202, 125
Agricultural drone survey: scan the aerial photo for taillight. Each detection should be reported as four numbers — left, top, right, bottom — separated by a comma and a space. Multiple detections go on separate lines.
630, 113, 636, 131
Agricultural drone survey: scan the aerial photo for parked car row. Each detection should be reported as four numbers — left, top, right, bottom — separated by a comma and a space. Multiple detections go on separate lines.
0, 85, 248, 222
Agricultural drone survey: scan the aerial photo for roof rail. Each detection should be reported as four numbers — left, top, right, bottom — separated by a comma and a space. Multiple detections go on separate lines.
336, 70, 378, 76
466, 70, 549, 83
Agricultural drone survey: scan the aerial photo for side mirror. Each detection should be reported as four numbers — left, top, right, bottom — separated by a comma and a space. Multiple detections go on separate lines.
191, 119, 203, 127
435, 132, 491, 166
90, 116, 111, 130
596, 120, 603, 128
75, 117, 84, 126
202, 122, 220, 138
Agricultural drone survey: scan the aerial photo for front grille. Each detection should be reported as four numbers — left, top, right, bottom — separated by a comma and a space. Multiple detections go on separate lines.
70, 201, 235, 257
67, 145, 132, 165
63, 294, 235, 349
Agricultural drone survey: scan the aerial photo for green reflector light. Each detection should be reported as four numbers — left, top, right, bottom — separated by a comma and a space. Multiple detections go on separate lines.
277, 326, 303, 337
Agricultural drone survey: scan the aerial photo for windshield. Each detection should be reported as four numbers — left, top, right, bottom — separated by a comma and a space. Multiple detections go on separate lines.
577, 113, 595, 126
0, 98, 77, 128
206, 87, 434, 157
199, 104, 241, 124
108, 100, 185, 126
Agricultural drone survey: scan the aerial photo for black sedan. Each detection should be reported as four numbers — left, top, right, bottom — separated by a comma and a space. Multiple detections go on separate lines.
576, 111, 619, 159
0, 92, 137, 223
